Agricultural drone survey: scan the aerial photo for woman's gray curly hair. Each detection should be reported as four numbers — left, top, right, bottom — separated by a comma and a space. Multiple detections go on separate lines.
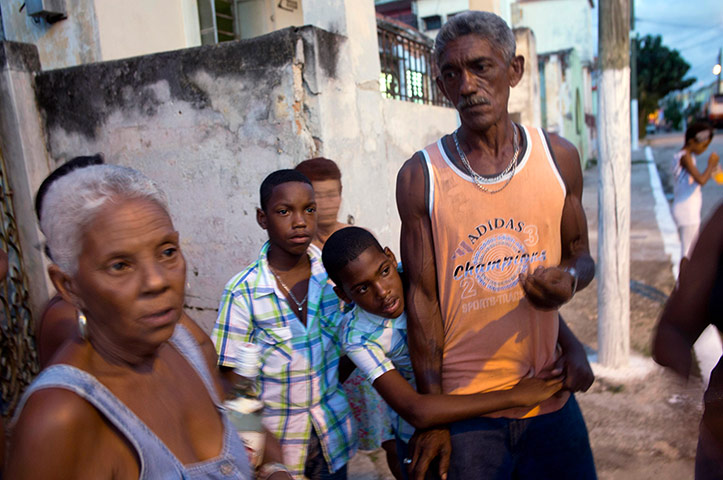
39, 164, 169, 274
434, 11, 516, 66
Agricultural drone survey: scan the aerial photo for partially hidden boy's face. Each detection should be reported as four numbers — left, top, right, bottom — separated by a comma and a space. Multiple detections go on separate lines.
311, 179, 342, 228
336, 246, 405, 319
257, 181, 317, 257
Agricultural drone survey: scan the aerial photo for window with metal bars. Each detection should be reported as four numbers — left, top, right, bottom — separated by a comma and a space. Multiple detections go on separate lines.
377, 18, 451, 107
197, 0, 237, 44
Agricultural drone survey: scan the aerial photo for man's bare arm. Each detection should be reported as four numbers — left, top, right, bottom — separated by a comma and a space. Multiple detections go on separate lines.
519, 133, 594, 309
557, 315, 594, 392
654, 204, 723, 377
397, 153, 445, 395
555, 133, 594, 288
396, 153, 450, 480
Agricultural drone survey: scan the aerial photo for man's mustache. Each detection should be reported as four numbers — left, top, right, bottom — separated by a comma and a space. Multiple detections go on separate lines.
457, 96, 491, 110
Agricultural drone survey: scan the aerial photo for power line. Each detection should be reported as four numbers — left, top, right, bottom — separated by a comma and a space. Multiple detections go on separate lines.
635, 17, 722, 29
676, 32, 722, 52
662, 26, 720, 46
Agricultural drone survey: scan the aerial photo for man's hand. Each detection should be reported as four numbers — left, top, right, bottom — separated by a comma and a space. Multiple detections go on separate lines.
519, 266, 575, 310
554, 344, 594, 393
407, 428, 451, 480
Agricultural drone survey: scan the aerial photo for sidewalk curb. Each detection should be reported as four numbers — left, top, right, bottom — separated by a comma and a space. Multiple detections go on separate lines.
644, 146, 681, 279
644, 145, 721, 385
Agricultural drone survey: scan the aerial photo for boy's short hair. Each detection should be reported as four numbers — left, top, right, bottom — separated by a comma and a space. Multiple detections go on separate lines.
259, 169, 312, 211
685, 121, 714, 145
322, 226, 383, 287
35, 154, 105, 222
294, 158, 342, 183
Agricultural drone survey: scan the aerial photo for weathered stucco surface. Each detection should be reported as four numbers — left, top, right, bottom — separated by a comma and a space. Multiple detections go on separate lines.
94, 0, 201, 61
508, 28, 541, 128
35, 28, 330, 329
513, 0, 594, 65
0, 0, 200, 70
0, 0, 101, 69
0, 42, 54, 316
34, 25, 456, 330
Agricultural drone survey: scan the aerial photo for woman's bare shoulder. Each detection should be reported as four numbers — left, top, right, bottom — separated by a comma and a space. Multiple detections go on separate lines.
14, 386, 103, 437
7, 387, 109, 477
9, 384, 140, 478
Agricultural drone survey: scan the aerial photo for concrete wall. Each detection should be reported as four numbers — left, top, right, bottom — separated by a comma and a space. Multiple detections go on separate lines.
0, 0, 201, 70
416, 0, 513, 36
0, 42, 54, 317
33, 28, 324, 329
541, 54, 565, 135
508, 28, 541, 128
540, 49, 592, 165
237, 0, 304, 40
513, 0, 596, 165
25, 22, 456, 331
417, 0, 473, 22
0, 0, 102, 69
512, 0, 594, 64
303, 0, 457, 251
95, 0, 201, 60
559, 50, 588, 163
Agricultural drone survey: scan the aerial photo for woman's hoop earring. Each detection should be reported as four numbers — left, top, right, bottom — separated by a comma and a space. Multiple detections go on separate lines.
77, 311, 88, 340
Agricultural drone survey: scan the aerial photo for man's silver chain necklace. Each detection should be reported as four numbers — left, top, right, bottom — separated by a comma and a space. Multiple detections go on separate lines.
270, 268, 308, 312
453, 124, 520, 194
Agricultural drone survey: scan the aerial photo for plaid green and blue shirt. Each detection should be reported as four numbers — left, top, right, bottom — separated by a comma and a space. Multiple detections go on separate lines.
341, 305, 416, 443
212, 242, 354, 478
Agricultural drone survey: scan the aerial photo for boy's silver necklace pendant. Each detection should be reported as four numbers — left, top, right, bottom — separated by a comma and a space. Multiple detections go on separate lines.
270, 268, 308, 312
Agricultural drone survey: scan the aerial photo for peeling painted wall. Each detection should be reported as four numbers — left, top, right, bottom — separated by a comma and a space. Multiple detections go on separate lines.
0, 0, 101, 69
33, 25, 457, 331
512, 0, 594, 65
508, 28, 541, 127
0, 0, 200, 70
36, 27, 330, 329
94, 0, 201, 60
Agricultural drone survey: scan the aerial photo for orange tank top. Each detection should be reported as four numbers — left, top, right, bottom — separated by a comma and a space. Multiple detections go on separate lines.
421, 125, 569, 418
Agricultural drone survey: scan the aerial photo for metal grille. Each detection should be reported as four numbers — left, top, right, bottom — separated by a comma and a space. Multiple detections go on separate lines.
198, 0, 238, 45
0, 145, 39, 421
377, 20, 450, 107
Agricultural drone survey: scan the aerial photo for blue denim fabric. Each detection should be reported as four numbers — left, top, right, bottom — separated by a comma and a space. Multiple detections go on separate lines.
447, 394, 596, 480
396, 436, 411, 480
696, 422, 723, 480
305, 427, 348, 480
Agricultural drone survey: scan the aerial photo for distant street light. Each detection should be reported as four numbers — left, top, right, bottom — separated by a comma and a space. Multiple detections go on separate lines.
714, 64, 722, 76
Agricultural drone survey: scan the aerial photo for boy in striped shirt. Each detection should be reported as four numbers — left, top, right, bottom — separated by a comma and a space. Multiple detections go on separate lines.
213, 170, 353, 479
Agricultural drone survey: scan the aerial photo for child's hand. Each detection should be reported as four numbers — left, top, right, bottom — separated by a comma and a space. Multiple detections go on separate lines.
708, 151, 720, 167
510, 374, 564, 407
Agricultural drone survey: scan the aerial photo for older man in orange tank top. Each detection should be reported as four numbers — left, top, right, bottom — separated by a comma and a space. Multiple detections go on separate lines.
396, 11, 596, 480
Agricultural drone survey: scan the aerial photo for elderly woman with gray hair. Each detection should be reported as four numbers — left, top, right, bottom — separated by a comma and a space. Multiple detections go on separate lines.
6, 165, 291, 479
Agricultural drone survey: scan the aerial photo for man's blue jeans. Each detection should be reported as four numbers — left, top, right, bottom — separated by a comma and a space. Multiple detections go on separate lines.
447, 394, 596, 480
304, 427, 347, 480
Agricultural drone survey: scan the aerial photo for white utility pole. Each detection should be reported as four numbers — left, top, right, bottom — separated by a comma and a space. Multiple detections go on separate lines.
597, 0, 631, 367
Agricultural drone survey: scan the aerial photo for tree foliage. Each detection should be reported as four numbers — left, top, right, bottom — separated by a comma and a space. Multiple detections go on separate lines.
636, 34, 696, 136
662, 96, 683, 130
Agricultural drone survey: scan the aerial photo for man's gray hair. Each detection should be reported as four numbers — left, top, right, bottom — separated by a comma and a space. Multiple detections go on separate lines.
434, 11, 516, 66
39, 164, 169, 274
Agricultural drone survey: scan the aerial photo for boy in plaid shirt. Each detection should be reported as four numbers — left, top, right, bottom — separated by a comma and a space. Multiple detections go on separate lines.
213, 170, 353, 479
322, 227, 564, 479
